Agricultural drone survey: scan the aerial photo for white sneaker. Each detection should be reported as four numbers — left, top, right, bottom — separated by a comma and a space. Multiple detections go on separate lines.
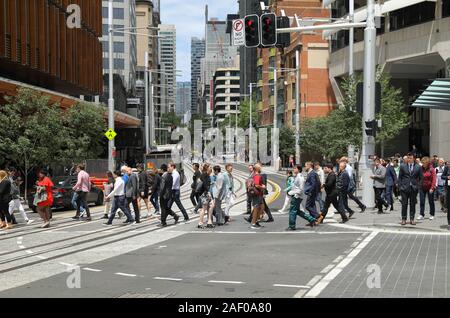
26, 219, 34, 225
417, 215, 424, 220
429, 216, 435, 220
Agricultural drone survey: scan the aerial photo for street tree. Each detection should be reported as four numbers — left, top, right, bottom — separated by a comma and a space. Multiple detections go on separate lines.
300, 71, 408, 160
0, 88, 67, 197
61, 102, 107, 162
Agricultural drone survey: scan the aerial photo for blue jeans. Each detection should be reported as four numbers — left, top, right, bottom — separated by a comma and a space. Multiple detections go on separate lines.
107, 195, 134, 224
289, 197, 316, 229
419, 190, 435, 217
71, 192, 85, 213
150, 192, 160, 213
315, 192, 325, 212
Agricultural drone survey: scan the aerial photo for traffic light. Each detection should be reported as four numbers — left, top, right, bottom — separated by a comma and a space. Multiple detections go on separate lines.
276, 16, 290, 48
365, 120, 378, 138
244, 15, 260, 48
356, 82, 382, 114
260, 13, 277, 47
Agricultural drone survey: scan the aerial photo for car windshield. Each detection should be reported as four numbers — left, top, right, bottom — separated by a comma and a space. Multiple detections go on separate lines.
52, 176, 72, 187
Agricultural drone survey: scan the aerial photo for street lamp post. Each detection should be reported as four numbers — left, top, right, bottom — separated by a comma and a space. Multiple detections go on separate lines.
273, 65, 278, 169
295, 49, 301, 165
249, 83, 254, 163
144, 52, 150, 154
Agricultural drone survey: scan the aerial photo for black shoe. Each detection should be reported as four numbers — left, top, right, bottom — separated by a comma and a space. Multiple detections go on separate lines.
224, 216, 230, 223
103, 222, 112, 226
390, 205, 394, 211
72, 216, 80, 220
184, 218, 190, 223
264, 218, 274, 223
85, 218, 92, 222
197, 224, 205, 229
157, 223, 167, 228
306, 221, 316, 227
174, 216, 179, 225
244, 217, 251, 223
360, 205, 366, 213
377, 211, 384, 214
341, 218, 349, 223
206, 224, 215, 228
349, 211, 355, 218
285, 227, 296, 231
102, 215, 109, 219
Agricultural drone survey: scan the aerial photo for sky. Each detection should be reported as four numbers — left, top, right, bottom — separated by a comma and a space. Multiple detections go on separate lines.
160, 0, 238, 82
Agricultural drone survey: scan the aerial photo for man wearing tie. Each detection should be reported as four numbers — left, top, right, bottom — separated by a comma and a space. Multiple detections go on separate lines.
398, 153, 423, 226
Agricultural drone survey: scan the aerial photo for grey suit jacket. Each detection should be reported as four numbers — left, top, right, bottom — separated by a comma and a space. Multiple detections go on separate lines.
373, 165, 386, 189
125, 173, 139, 198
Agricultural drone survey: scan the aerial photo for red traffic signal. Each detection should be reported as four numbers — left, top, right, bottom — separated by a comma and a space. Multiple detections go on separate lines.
260, 13, 277, 47
244, 14, 260, 48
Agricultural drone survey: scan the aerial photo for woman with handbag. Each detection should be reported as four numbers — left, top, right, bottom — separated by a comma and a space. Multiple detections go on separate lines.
0, 170, 13, 229
35, 169, 54, 228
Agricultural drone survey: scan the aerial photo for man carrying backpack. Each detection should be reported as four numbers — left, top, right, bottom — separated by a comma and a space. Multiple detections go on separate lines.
304, 162, 320, 220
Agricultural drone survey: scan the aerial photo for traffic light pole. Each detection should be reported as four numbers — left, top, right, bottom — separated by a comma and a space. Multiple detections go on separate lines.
249, 83, 254, 163
108, 0, 115, 172
295, 49, 301, 166
144, 53, 150, 155
360, 0, 377, 208
273, 65, 278, 170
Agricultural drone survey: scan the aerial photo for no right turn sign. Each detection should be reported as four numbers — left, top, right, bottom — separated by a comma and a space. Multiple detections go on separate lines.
232, 19, 245, 46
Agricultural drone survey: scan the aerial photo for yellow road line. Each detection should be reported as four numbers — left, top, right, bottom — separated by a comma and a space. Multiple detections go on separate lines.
266, 179, 281, 205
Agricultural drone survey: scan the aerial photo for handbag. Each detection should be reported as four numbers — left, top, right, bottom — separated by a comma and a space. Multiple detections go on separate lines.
33, 186, 48, 206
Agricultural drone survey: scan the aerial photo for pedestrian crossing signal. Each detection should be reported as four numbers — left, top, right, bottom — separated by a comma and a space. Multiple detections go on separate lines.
244, 15, 260, 48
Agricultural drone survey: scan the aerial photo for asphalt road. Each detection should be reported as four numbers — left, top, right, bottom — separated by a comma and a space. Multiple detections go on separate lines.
1, 162, 450, 298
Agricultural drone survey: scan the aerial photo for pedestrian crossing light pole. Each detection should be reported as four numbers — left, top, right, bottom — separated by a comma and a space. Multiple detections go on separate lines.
107, 0, 115, 172
360, 0, 377, 208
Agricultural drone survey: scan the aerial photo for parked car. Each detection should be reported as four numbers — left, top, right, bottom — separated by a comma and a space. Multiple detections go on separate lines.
27, 176, 104, 212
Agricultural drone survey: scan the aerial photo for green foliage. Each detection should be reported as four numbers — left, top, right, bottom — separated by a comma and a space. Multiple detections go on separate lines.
279, 126, 296, 159
219, 98, 259, 130
300, 70, 409, 160
0, 88, 106, 171
62, 102, 107, 161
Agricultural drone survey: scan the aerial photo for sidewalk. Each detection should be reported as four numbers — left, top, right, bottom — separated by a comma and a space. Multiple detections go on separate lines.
340, 198, 449, 233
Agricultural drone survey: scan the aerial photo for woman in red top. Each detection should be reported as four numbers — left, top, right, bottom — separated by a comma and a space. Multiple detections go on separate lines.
419, 157, 436, 220
36, 169, 54, 228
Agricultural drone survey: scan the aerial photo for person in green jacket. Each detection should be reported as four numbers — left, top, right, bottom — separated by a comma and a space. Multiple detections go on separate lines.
278, 170, 294, 213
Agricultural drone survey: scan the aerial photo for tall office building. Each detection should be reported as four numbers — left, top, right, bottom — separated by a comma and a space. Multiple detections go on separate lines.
176, 82, 192, 122
135, 0, 161, 150
101, 0, 137, 94
327, 0, 450, 157
191, 37, 205, 115
199, 6, 239, 116
158, 24, 177, 114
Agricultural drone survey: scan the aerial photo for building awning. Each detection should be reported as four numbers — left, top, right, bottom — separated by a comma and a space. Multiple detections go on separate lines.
0, 76, 141, 128
412, 78, 450, 110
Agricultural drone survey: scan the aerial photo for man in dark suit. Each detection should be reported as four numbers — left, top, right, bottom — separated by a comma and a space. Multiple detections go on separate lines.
317, 163, 348, 224
385, 159, 397, 211
440, 161, 450, 231
398, 153, 423, 226
304, 162, 320, 219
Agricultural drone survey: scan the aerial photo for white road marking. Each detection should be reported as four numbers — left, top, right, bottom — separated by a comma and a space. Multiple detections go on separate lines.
26, 250, 34, 254
208, 280, 244, 285
320, 265, 335, 274
156, 245, 167, 249
333, 255, 344, 263
273, 284, 310, 289
18, 245, 25, 249
186, 231, 367, 235
153, 277, 183, 281
306, 275, 322, 287
83, 268, 102, 272
115, 272, 137, 277
293, 289, 308, 298
304, 231, 379, 298
36, 255, 47, 260
350, 242, 360, 248
59, 262, 75, 267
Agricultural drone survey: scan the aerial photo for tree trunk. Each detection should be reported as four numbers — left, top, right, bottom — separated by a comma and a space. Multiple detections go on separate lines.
24, 158, 28, 206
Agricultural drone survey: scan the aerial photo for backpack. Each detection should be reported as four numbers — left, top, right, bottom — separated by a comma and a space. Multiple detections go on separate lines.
246, 177, 257, 196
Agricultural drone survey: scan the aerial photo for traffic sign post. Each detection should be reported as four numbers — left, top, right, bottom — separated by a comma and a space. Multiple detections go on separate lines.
105, 128, 117, 141
232, 19, 245, 46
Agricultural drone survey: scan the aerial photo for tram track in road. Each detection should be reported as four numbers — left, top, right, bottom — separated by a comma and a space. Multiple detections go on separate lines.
0, 165, 250, 274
